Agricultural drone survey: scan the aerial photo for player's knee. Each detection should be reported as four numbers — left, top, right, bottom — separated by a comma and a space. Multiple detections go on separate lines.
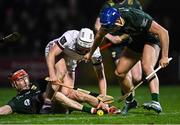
141, 62, 153, 75
115, 70, 126, 79
61, 88, 72, 97
61, 90, 69, 97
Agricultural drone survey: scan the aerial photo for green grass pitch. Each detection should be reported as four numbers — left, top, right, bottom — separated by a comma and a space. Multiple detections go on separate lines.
0, 85, 180, 124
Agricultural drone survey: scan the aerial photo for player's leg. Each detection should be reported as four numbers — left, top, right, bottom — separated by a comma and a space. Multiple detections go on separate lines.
68, 89, 99, 107
40, 58, 67, 114
115, 47, 141, 114
131, 61, 142, 84
60, 70, 75, 97
141, 43, 162, 113
110, 45, 134, 100
59, 70, 109, 113
54, 91, 97, 114
120, 61, 142, 114
115, 47, 141, 94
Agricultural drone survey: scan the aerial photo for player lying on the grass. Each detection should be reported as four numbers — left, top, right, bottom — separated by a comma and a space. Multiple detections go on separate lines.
94, 0, 143, 115
84, 7, 170, 114
0, 69, 119, 115
0, 69, 69, 115
40, 28, 109, 113
0, 69, 44, 115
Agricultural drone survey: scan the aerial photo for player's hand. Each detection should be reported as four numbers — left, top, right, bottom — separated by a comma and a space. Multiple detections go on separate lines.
48, 75, 58, 82
97, 101, 109, 112
83, 52, 91, 63
108, 106, 121, 114
159, 57, 169, 68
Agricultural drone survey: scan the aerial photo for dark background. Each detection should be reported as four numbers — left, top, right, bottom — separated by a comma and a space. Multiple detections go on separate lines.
0, 0, 179, 87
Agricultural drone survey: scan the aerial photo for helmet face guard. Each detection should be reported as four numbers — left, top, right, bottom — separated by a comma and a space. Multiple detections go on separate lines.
9, 69, 30, 91
100, 7, 121, 29
75, 42, 90, 55
76, 28, 94, 54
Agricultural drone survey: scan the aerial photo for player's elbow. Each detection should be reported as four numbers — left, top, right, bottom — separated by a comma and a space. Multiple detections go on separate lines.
158, 25, 169, 38
160, 26, 168, 35
94, 25, 100, 32
94, 18, 101, 32
164, 28, 169, 37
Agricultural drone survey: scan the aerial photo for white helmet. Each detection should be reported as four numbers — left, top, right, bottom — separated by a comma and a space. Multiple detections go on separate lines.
77, 28, 94, 49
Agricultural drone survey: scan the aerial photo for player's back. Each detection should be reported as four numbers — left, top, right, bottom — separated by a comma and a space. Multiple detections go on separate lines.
102, 0, 142, 10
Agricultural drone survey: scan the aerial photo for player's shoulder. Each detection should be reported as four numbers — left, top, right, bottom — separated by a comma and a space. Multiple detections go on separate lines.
129, 8, 151, 18
62, 30, 79, 40
64, 30, 79, 36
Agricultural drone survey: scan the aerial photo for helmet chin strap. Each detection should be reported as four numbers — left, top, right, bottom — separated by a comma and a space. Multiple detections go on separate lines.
75, 42, 90, 55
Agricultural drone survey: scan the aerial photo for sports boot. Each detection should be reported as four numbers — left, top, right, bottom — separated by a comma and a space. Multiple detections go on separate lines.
121, 99, 138, 115
143, 101, 162, 113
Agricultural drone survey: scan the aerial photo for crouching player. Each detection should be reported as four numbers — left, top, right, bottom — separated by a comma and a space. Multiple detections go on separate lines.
40, 28, 119, 114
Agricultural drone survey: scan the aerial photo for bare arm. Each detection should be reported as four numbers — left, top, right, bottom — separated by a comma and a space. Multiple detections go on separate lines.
46, 44, 62, 81
89, 27, 108, 58
95, 17, 129, 45
93, 63, 107, 95
105, 33, 129, 44
94, 17, 101, 32
149, 20, 169, 68
0, 105, 13, 115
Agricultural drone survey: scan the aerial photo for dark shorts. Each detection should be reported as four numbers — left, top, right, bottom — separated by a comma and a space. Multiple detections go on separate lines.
128, 33, 160, 53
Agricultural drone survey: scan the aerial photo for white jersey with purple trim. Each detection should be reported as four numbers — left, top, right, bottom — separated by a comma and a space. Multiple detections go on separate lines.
45, 30, 102, 72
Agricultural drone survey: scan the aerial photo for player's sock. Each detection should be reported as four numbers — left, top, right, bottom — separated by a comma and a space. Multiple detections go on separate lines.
151, 93, 159, 102
82, 106, 96, 114
126, 93, 134, 102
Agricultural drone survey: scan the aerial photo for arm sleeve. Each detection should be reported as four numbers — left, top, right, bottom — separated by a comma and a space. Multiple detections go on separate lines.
133, 10, 153, 32
7, 98, 17, 112
57, 30, 79, 49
